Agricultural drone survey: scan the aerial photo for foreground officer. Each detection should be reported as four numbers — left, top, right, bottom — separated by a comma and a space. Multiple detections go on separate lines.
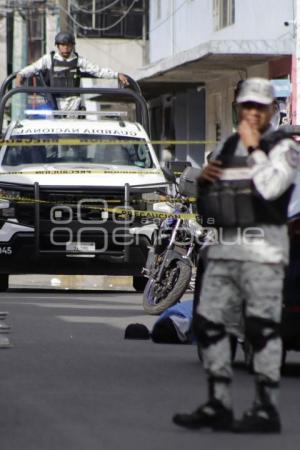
172, 78, 299, 433
15, 31, 129, 110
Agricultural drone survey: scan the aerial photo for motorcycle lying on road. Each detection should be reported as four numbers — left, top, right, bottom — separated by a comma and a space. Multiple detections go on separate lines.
142, 167, 205, 315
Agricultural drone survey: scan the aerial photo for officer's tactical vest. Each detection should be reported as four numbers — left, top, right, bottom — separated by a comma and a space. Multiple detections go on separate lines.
197, 133, 294, 227
49, 51, 81, 92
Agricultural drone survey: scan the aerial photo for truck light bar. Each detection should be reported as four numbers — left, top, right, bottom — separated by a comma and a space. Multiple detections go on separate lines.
24, 110, 128, 117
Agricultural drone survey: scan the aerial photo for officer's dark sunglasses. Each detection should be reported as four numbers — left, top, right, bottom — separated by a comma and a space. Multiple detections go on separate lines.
240, 101, 271, 111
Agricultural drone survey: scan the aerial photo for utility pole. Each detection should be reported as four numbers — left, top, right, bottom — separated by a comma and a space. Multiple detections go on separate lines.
142, 0, 149, 65
59, 0, 70, 32
12, 8, 28, 119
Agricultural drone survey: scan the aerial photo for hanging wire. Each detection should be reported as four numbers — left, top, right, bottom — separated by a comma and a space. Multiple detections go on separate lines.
68, 17, 135, 66
1, 0, 188, 42
70, 0, 121, 15
60, 14, 133, 67
59, 0, 138, 32
59, 0, 187, 39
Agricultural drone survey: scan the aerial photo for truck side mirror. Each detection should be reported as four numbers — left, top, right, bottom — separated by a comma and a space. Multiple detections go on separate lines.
162, 166, 176, 183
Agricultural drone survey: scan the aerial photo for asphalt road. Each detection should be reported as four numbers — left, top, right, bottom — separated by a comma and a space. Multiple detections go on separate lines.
1, 289, 300, 450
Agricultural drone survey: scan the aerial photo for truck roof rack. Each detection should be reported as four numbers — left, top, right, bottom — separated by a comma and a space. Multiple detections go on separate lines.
0, 73, 149, 137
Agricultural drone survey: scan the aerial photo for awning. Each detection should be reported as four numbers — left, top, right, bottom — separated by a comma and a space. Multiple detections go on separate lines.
134, 39, 294, 95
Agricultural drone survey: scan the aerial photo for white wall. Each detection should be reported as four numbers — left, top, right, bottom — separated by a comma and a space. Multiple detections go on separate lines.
76, 39, 144, 77
205, 62, 269, 154
44, 11, 144, 78
149, 0, 294, 63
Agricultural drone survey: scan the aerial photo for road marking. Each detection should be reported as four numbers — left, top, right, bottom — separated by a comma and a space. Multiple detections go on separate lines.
58, 315, 156, 330
28, 302, 141, 310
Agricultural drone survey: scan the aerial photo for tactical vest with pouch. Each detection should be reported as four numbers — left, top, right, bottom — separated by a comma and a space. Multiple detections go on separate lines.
48, 51, 81, 94
197, 133, 294, 227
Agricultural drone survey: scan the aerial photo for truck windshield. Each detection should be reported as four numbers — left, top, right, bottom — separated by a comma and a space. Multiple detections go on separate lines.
3, 135, 153, 168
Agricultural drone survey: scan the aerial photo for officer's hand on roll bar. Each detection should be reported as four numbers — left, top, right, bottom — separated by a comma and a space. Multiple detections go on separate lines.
15, 74, 24, 88
199, 160, 223, 183
118, 73, 130, 87
15, 73, 129, 88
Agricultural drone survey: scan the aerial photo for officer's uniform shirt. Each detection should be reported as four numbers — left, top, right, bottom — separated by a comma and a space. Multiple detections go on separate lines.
18, 51, 119, 80
18, 51, 119, 111
206, 127, 300, 264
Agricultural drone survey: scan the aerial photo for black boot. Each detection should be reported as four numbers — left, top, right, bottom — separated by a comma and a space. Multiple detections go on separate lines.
233, 403, 281, 433
172, 398, 233, 431
234, 380, 281, 433
173, 377, 233, 431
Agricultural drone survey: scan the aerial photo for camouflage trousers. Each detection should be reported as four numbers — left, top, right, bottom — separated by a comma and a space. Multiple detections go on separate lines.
197, 260, 284, 384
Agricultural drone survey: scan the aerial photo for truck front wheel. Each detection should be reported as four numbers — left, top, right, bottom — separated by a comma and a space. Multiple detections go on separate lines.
133, 276, 147, 292
0, 274, 9, 292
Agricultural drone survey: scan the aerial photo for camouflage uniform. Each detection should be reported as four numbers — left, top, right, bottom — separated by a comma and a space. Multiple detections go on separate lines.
198, 261, 283, 403
173, 79, 300, 433
195, 134, 299, 410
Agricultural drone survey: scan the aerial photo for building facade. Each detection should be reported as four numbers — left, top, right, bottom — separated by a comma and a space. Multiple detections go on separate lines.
135, 0, 295, 165
4, 0, 148, 88
73, 0, 148, 81
3, 0, 296, 166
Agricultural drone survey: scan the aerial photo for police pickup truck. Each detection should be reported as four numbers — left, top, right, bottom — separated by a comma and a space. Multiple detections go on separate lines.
0, 76, 167, 291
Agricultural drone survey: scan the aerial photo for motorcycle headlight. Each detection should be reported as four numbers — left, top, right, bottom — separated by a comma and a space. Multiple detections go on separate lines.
188, 219, 203, 237
152, 202, 174, 213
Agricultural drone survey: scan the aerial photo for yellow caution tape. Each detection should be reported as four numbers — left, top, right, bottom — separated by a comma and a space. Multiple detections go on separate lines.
107, 207, 197, 220
0, 168, 164, 176
0, 138, 217, 146
0, 168, 200, 177
0, 194, 198, 219
0, 193, 196, 205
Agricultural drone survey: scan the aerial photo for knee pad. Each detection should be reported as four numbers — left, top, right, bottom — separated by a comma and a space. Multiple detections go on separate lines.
193, 314, 226, 348
245, 316, 280, 352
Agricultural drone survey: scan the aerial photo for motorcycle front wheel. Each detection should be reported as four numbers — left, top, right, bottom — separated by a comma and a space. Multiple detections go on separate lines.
142, 260, 192, 315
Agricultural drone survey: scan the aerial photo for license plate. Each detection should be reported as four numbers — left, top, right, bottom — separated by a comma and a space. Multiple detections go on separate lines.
66, 242, 96, 257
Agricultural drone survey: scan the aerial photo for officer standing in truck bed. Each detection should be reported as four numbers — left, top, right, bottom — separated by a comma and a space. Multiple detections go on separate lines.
16, 31, 129, 110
